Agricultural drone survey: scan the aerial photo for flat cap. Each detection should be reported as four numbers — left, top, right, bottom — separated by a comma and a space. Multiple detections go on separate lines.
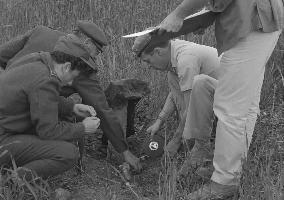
53, 34, 97, 70
142, 135, 165, 159
132, 27, 169, 58
132, 33, 152, 57
77, 20, 108, 51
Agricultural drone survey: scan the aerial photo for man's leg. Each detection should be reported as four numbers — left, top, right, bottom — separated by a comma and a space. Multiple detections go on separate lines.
179, 75, 217, 176
188, 30, 281, 199
183, 74, 217, 141
212, 30, 281, 186
0, 134, 79, 179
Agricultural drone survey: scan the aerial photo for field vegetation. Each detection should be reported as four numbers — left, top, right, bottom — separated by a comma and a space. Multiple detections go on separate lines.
0, 0, 283, 199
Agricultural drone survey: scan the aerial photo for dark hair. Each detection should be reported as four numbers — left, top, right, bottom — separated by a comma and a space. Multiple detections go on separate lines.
50, 51, 94, 75
144, 40, 170, 55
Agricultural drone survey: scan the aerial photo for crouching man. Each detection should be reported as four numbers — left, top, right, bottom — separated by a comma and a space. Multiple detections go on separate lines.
132, 34, 220, 157
0, 35, 100, 180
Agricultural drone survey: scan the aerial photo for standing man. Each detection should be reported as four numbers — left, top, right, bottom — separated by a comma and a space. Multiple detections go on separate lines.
132, 36, 220, 157
0, 21, 141, 171
0, 35, 100, 179
158, 0, 283, 198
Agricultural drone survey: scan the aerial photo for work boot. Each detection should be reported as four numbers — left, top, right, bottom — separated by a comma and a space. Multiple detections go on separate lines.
195, 165, 214, 180
178, 139, 213, 177
187, 181, 239, 200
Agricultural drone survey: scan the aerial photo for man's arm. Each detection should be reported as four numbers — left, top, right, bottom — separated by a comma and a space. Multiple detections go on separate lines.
175, 53, 200, 135
171, 0, 209, 19
0, 29, 33, 68
172, 89, 191, 140
158, 92, 176, 122
164, 52, 200, 155
29, 79, 85, 141
158, 0, 233, 33
72, 73, 128, 153
146, 92, 176, 136
164, 89, 191, 156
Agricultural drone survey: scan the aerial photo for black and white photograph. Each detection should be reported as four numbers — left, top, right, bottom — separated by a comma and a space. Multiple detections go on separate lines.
0, 0, 283, 199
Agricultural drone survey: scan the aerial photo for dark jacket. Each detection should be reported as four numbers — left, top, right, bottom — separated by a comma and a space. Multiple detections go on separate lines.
0, 26, 128, 152
0, 52, 84, 140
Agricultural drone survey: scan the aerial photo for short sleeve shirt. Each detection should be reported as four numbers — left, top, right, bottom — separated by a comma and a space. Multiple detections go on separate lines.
170, 39, 220, 92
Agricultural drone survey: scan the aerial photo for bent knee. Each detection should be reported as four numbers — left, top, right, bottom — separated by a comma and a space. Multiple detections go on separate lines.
192, 75, 217, 92
56, 142, 79, 165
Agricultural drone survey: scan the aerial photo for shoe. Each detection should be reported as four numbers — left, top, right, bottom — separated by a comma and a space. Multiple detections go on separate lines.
195, 165, 214, 180
187, 181, 238, 200
178, 139, 213, 177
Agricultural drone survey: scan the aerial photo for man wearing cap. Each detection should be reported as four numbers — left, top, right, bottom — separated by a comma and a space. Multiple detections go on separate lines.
0, 35, 101, 179
0, 21, 141, 170
132, 35, 220, 160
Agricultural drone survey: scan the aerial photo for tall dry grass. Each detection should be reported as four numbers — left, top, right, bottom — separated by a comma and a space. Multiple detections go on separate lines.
0, 0, 283, 199
1, 0, 282, 115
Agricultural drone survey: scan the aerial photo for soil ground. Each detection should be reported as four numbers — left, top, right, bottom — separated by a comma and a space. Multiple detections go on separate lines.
49, 103, 284, 200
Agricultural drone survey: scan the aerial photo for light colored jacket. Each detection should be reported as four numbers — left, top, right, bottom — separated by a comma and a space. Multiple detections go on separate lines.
210, 0, 284, 54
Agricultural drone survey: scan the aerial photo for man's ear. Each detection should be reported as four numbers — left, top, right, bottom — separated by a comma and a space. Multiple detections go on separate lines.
63, 62, 72, 72
153, 47, 162, 56
154, 47, 166, 56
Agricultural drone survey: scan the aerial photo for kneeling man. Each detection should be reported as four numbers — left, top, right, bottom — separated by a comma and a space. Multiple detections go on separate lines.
132, 34, 220, 157
0, 35, 100, 179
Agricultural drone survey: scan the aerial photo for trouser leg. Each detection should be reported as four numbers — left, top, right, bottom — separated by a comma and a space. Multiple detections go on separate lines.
183, 74, 217, 141
212, 30, 281, 186
178, 75, 217, 176
0, 134, 79, 178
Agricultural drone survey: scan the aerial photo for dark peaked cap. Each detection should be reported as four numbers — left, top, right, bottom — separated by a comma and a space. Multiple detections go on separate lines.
77, 20, 108, 50
53, 34, 97, 70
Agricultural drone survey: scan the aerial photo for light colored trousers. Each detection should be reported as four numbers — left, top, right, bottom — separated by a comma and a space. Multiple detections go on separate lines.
183, 30, 281, 186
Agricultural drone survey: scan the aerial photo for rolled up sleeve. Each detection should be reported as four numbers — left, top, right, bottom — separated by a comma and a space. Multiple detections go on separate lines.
177, 54, 200, 92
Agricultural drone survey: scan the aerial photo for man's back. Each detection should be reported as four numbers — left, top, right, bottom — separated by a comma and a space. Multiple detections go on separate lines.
0, 26, 64, 68
171, 39, 220, 80
0, 52, 55, 133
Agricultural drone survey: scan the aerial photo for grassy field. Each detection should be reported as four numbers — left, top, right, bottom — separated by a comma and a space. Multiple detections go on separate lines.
0, 0, 284, 199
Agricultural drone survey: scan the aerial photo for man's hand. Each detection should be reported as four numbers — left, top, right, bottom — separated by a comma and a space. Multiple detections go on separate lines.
158, 12, 184, 34
164, 136, 182, 158
68, 93, 82, 104
122, 150, 142, 172
146, 119, 162, 137
82, 116, 100, 133
73, 104, 96, 117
